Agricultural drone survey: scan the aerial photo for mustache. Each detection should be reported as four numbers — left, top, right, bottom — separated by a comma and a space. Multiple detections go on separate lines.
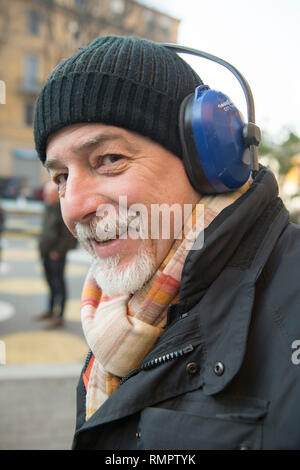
75, 210, 143, 243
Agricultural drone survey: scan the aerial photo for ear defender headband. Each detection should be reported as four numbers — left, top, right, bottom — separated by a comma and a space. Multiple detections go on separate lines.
163, 44, 261, 194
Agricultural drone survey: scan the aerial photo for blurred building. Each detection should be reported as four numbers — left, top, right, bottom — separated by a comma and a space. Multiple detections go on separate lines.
0, 0, 179, 198
282, 154, 300, 196
281, 154, 300, 221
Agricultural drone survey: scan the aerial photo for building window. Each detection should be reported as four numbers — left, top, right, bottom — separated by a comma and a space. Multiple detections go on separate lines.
24, 102, 34, 126
67, 21, 80, 41
23, 54, 39, 93
75, 0, 86, 7
27, 10, 40, 36
0, 80, 5, 104
160, 16, 171, 35
110, 0, 125, 15
144, 10, 156, 32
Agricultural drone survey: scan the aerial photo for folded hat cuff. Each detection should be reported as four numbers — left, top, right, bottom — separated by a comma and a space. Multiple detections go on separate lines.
34, 71, 183, 163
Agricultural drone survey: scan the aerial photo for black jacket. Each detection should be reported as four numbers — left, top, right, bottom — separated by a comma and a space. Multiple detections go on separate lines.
39, 202, 77, 258
72, 167, 300, 450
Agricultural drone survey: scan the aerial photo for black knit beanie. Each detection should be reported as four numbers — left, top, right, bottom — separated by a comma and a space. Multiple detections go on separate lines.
34, 35, 203, 163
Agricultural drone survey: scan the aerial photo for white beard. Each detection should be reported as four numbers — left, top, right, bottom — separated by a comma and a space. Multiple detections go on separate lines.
89, 246, 156, 297
75, 217, 156, 297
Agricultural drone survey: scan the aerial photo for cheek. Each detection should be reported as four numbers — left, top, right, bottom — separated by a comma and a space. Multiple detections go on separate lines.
107, 171, 154, 207
123, 165, 166, 203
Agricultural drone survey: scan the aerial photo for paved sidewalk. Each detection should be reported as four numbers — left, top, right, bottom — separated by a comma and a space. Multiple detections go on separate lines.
0, 363, 82, 450
0, 231, 91, 450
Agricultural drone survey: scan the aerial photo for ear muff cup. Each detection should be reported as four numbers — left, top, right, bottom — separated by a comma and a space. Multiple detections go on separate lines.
179, 85, 251, 194
179, 92, 216, 194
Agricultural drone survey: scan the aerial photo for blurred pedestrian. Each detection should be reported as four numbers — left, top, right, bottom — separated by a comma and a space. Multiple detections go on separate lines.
35, 181, 77, 328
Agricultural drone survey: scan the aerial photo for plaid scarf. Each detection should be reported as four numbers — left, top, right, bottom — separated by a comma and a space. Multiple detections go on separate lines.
81, 181, 251, 420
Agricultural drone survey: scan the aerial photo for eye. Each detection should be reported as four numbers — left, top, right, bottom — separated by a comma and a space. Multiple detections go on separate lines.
102, 154, 123, 165
54, 173, 68, 185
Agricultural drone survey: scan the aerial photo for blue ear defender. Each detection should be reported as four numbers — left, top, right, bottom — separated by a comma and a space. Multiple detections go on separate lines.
163, 44, 261, 194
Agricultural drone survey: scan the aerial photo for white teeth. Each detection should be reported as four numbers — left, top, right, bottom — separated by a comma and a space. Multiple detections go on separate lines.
76, 213, 142, 246
96, 219, 133, 242
95, 227, 127, 243
94, 235, 113, 243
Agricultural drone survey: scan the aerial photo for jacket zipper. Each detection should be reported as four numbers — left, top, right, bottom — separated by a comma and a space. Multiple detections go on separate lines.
119, 343, 195, 386
83, 349, 93, 374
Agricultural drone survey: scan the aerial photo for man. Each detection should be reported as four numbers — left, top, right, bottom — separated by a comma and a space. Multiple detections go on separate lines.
36, 180, 77, 328
34, 35, 300, 449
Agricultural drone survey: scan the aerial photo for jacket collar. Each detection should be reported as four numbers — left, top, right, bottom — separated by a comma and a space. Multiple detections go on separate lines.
177, 166, 283, 312
169, 167, 289, 396
75, 167, 289, 435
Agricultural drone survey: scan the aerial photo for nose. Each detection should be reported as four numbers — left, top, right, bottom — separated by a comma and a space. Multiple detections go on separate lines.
61, 170, 105, 225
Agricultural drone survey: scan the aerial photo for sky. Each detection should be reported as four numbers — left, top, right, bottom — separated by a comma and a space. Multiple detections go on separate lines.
138, 0, 300, 143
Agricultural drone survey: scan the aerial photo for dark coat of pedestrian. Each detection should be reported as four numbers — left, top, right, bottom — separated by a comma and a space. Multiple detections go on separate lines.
36, 181, 77, 328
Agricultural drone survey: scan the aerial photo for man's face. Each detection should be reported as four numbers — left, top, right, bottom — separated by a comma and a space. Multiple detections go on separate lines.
46, 123, 199, 295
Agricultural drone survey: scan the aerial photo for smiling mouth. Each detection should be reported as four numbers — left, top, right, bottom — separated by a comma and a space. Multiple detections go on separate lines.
90, 226, 128, 245
93, 215, 141, 243
94, 236, 121, 244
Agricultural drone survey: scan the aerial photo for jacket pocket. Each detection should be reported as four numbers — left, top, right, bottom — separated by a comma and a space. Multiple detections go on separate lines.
136, 394, 268, 450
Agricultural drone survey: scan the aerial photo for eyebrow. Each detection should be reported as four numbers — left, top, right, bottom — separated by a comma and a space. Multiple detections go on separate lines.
44, 158, 65, 172
45, 132, 135, 171
73, 133, 118, 154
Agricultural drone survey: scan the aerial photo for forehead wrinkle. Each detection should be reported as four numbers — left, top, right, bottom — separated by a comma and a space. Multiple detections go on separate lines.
73, 130, 143, 157
45, 134, 118, 169
46, 130, 140, 166
73, 133, 117, 155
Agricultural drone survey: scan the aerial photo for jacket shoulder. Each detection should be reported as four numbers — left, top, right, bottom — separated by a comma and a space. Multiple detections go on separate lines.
264, 221, 300, 280
260, 221, 300, 336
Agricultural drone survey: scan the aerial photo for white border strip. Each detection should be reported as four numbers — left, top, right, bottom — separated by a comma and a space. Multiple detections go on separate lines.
0, 362, 83, 380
